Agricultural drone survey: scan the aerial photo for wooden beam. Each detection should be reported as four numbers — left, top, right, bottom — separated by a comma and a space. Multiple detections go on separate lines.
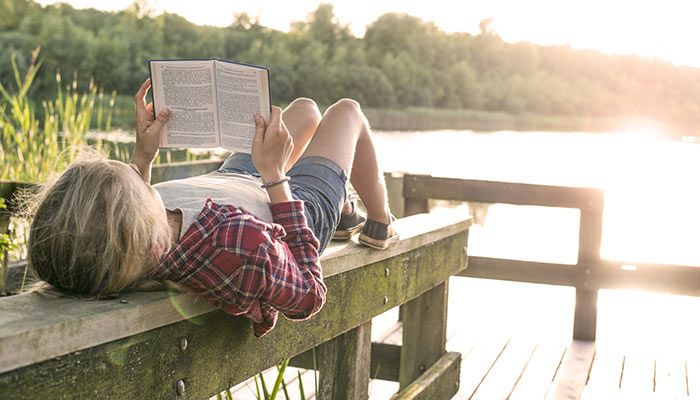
0, 227, 468, 398
392, 352, 461, 400
150, 159, 223, 183
460, 257, 579, 286
461, 257, 700, 296
384, 172, 405, 218
403, 175, 603, 210
399, 281, 449, 389
290, 342, 402, 382
317, 320, 372, 400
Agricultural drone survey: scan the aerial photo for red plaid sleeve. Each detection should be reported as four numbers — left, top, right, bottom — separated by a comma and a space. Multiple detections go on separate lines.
151, 200, 326, 337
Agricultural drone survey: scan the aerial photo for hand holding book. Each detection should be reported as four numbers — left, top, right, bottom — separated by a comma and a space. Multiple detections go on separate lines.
251, 106, 293, 183
132, 78, 171, 182
252, 107, 295, 204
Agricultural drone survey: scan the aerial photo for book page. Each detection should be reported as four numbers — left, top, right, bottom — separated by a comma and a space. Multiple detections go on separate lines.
215, 60, 271, 153
150, 60, 219, 148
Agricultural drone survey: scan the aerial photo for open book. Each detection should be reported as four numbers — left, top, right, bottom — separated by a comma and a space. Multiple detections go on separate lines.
149, 59, 271, 153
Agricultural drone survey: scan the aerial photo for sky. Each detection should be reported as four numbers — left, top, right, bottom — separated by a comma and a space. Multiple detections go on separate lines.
37, 0, 700, 68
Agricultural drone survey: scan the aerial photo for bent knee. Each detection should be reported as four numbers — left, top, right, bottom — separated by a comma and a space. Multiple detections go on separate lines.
289, 97, 319, 112
326, 98, 363, 120
332, 98, 361, 111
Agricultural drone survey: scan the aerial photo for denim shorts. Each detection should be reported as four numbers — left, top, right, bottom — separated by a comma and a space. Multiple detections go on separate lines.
218, 153, 347, 253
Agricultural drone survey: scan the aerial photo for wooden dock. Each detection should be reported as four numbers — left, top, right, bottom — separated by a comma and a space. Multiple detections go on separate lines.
231, 276, 700, 399
3, 166, 700, 399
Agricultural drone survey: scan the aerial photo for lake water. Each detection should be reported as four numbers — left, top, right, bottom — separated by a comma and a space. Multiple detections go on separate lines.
374, 129, 700, 267
372, 129, 700, 357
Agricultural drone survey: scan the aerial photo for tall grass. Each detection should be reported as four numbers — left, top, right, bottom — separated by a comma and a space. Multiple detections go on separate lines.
0, 50, 117, 183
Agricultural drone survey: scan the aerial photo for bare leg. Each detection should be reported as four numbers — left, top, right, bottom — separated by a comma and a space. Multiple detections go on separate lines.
281, 98, 321, 170
301, 99, 390, 224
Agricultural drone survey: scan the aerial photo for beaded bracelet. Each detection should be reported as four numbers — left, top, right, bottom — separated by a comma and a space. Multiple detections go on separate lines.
260, 176, 291, 189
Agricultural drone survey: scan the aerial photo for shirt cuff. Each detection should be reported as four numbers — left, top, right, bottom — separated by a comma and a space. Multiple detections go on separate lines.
270, 200, 308, 230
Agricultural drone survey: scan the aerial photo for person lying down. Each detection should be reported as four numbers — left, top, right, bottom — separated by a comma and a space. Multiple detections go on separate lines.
26, 79, 399, 336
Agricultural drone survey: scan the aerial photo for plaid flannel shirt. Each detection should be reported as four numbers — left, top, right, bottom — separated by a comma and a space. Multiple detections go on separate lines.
149, 199, 327, 337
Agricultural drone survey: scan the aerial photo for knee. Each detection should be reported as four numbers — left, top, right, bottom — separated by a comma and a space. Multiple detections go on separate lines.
289, 97, 320, 114
332, 98, 361, 111
327, 98, 363, 120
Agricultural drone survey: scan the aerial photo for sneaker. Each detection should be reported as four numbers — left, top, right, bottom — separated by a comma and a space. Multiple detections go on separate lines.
358, 217, 400, 250
333, 199, 366, 241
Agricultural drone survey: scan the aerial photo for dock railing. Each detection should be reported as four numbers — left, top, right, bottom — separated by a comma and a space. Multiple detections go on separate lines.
0, 177, 471, 399
400, 174, 700, 342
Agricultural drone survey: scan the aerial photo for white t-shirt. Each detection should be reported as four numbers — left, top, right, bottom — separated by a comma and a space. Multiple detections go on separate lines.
154, 171, 273, 239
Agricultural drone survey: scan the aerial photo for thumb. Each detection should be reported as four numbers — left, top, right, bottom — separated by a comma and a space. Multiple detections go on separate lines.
146, 108, 171, 135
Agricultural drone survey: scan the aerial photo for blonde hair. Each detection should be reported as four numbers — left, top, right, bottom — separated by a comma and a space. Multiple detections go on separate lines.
26, 150, 172, 298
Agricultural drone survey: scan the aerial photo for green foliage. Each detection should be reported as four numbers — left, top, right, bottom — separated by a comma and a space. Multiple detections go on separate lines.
0, 199, 15, 253
0, 49, 116, 182
1, 0, 699, 131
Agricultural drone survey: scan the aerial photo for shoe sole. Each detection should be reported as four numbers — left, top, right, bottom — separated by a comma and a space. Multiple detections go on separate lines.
332, 222, 365, 241
358, 233, 400, 250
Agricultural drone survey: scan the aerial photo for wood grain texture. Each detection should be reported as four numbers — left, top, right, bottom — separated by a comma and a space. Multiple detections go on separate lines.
509, 344, 567, 400
0, 228, 468, 399
317, 320, 371, 400
545, 340, 595, 400
402, 175, 603, 210
391, 352, 461, 400
398, 281, 448, 389
289, 342, 402, 382
470, 339, 536, 400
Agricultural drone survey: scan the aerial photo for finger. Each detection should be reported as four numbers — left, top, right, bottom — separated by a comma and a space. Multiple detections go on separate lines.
134, 79, 152, 117
145, 102, 154, 117
253, 114, 265, 145
145, 108, 171, 135
269, 106, 282, 133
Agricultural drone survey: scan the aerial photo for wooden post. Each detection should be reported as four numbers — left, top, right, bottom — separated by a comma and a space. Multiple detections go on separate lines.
399, 281, 449, 390
574, 196, 604, 341
384, 172, 405, 218
317, 320, 372, 400
401, 183, 430, 322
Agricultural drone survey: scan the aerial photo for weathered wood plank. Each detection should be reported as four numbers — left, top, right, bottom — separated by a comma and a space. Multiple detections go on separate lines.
402, 175, 604, 210
391, 352, 460, 400
457, 336, 510, 398
584, 348, 623, 393
619, 352, 655, 396
687, 357, 700, 397
290, 342, 402, 382
545, 340, 595, 400
462, 257, 700, 297
0, 225, 468, 399
317, 320, 371, 400
150, 159, 223, 183
0, 211, 470, 375
654, 353, 688, 399
509, 344, 567, 400
460, 257, 579, 286
399, 281, 449, 389
470, 339, 536, 400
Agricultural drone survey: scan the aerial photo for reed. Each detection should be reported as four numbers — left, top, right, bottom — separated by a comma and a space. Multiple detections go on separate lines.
0, 50, 117, 183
